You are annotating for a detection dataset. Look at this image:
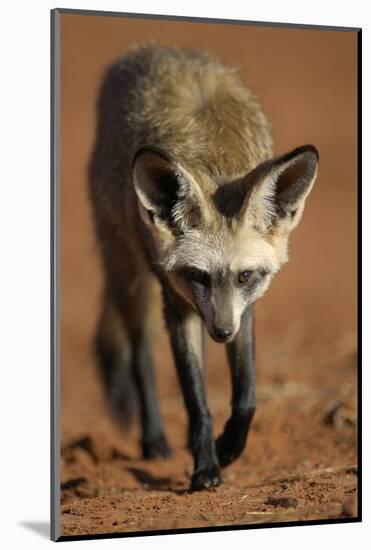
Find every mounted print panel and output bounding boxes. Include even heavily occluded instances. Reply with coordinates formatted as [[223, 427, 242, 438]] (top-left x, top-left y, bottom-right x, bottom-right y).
[[51, 8, 360, 542]]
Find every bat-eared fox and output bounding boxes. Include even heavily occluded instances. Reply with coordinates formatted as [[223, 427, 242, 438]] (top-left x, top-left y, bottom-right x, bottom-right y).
[[89, 44, 319, 491]]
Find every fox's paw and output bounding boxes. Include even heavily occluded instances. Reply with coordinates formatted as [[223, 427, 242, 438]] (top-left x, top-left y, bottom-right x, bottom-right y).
[[142, 433, 172, 460], [190, 465, 222, 491], [215, 435, 243, 468]]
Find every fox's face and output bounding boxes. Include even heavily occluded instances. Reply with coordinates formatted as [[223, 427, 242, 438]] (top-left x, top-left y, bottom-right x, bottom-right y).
[[133, 145, 319, 343]]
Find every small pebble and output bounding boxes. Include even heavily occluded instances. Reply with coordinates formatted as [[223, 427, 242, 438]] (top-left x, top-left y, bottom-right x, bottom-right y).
[[265, 496, 298, 509]]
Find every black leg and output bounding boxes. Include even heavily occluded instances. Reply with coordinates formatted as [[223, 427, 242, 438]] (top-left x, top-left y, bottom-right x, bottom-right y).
[[95, 295, 137, 425], [101, 276, 171, 461], [216, 305, 256, 468], [163, 290, 222, 490], [130, 329, 172, 459]]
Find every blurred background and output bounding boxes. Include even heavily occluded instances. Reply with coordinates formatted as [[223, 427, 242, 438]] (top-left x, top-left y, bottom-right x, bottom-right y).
[[59, 12, 358, 536]]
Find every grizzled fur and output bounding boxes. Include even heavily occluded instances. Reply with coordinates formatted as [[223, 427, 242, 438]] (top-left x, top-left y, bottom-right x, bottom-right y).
[[89, 44, 319, 490]]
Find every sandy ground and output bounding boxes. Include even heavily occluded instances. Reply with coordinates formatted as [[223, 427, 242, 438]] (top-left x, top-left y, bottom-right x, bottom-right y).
[[60, 329, 357, 536], [59, 14, 358, 538]]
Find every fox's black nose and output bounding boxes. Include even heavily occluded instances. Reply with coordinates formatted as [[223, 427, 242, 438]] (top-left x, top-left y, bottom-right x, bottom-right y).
[[213, 326, 233, 342]]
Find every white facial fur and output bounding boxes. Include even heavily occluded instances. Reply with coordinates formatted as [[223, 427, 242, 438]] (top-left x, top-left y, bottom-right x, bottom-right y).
[[160, 223, 285, 341], [162, 224, 284, 275]]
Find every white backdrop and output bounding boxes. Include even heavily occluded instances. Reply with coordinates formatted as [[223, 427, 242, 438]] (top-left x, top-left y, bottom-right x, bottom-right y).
[[0, 0, 367, 548]]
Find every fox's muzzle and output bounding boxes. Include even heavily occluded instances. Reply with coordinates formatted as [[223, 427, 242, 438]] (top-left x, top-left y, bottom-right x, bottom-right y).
[[203, 286, 239, 343]]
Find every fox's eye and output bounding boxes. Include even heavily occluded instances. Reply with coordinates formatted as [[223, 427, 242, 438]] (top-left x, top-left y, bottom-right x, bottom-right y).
[[188, 269, 209, 285], [238, 270, 254, 284]]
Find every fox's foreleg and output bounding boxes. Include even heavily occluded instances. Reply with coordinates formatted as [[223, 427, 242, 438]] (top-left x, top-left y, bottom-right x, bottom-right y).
[[163, 288, 222, 491], [216, 305, 256, 467]]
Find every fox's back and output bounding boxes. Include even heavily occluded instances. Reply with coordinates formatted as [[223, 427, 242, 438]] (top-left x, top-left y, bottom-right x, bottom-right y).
[[90, 44, 273, 197]]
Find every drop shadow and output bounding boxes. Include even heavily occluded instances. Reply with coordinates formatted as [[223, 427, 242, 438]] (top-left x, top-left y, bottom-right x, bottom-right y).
[[19, 521, 49, 539]]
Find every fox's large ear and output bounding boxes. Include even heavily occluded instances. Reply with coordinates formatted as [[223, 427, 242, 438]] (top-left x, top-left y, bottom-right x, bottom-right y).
[[245, 145, 319, 231], [132, 147, 207, 232]]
